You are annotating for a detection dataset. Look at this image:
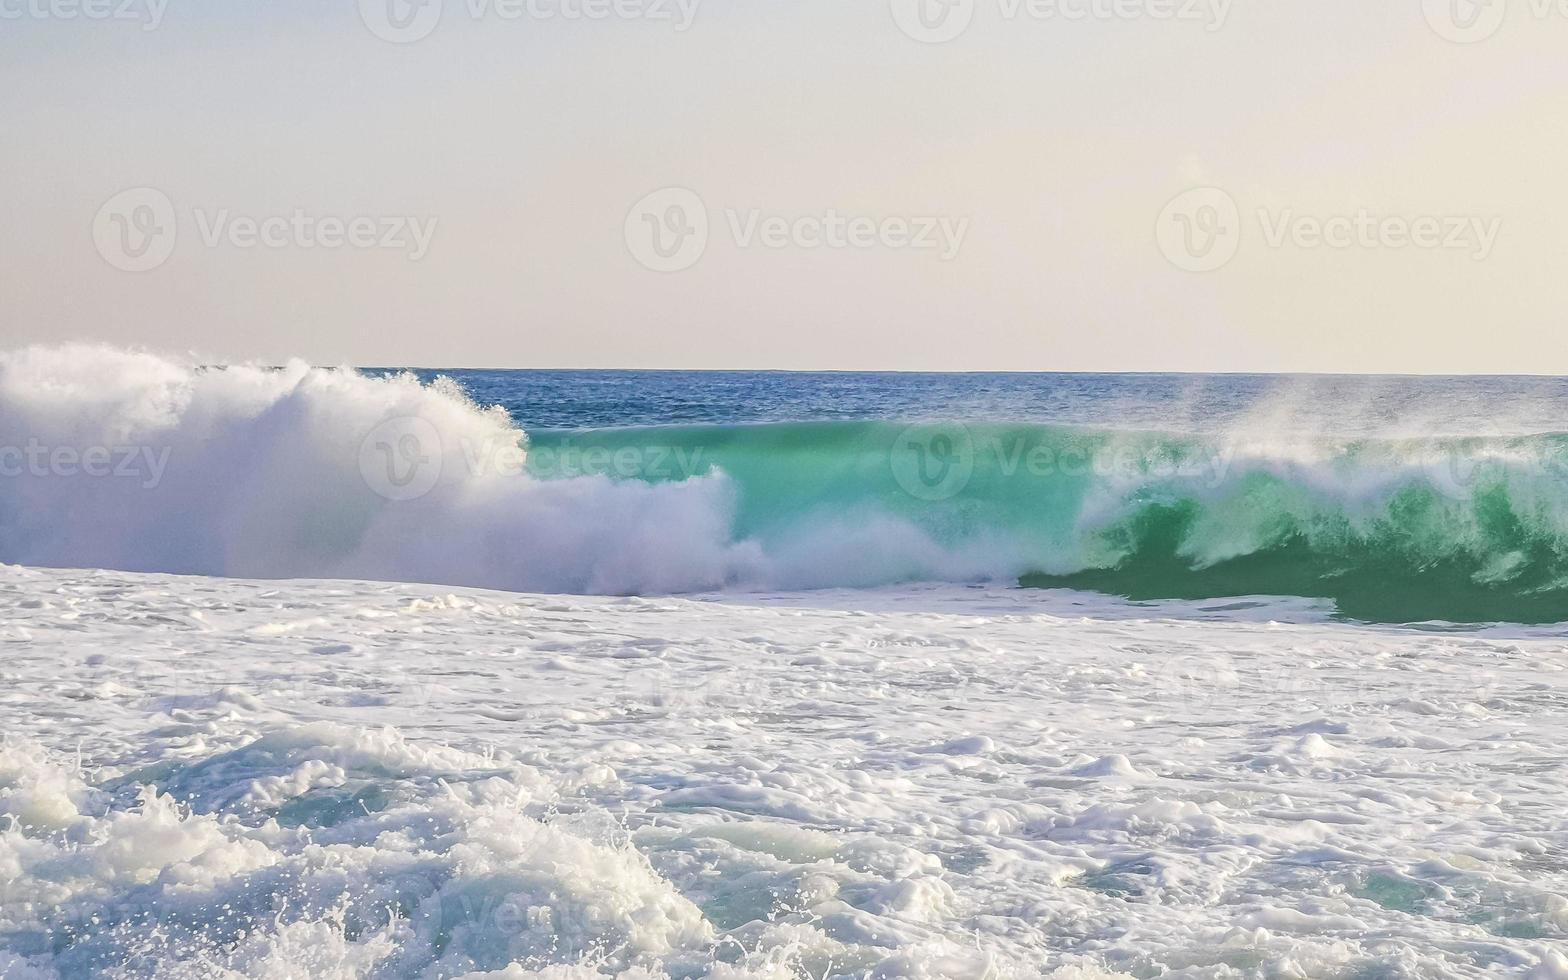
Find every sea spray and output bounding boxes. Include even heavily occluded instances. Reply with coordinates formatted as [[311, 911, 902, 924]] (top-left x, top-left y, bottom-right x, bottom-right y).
[[4, 346, 1567, 622]]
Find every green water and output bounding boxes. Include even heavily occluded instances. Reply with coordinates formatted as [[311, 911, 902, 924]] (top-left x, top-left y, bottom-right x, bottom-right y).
[[524, 422, 1568, 624]]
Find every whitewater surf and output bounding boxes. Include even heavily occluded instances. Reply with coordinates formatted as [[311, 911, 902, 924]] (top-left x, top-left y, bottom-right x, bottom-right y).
[[4, 346, 1566, 623]]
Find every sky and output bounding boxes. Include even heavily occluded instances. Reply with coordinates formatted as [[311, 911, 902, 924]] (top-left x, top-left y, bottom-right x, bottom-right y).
[[1, 0, 1566, 372]]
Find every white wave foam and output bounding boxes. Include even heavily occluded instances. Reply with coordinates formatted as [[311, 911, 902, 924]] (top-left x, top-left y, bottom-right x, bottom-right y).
[[1, 719, 1019, 979], [0, 346, 769, 594], [0, 725, 717, 978], [8, 567, 1568, 976], [0, 346, 1032, 595]]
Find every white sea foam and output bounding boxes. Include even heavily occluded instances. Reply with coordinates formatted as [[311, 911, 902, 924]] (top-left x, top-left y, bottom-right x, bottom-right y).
[[0, 723, 720, 978], [3, 566, 1567, 977], [0, 346, 1044, 595], [0, 345, 769, 594]]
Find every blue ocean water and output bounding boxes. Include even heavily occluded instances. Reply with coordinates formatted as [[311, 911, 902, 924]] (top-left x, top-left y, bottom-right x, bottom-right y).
[[382, 369, 1568, 435], [363, 369, 1568, 624], [7, 350, 1567, 622]]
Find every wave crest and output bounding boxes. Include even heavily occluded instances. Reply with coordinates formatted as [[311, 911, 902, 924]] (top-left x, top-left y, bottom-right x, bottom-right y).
[[0, 345, 759, 594], [4, 346, 1567, 622]]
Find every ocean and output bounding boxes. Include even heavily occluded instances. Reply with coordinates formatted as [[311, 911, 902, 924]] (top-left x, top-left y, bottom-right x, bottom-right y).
[[2, 347, 1567, 978], [384, 367, 1565, 623]]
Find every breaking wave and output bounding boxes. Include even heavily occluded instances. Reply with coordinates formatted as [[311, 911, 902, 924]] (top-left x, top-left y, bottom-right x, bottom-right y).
[[3, 345, 1567, 623]]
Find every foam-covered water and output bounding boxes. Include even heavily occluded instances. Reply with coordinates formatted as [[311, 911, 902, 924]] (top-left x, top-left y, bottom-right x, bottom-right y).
[[3, 566, 1567, 978]]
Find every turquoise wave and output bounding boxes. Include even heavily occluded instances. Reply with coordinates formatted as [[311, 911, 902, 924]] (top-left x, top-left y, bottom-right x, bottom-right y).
[[525, 421, 1568, 623]]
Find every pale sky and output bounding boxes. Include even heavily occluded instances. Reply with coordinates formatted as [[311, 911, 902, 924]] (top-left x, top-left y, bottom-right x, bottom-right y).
[[2, 0, 1566, 372]]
